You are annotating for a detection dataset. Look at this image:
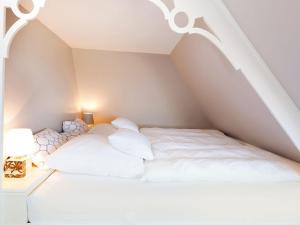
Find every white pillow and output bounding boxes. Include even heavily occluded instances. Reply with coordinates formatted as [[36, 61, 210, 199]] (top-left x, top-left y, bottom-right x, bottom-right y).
[[88, 124, 117, 136], [109, 129, 153, 160], [111, 117, 139, 132], [47, 134, 144, 178]]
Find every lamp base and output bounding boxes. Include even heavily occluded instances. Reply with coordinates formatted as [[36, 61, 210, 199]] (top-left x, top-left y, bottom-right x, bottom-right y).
[[87, 124, 94, 129], [4, 157, 27, 178]]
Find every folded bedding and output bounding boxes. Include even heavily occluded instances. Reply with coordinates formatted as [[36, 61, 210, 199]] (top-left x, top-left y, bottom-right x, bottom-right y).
[[142, 157, 300, 182], [109, 128, 154, 160], [142, 128, 244, 151], [45, 124, 300, 183], [47, 134, 144, 178], [140, 128, 300, 182]]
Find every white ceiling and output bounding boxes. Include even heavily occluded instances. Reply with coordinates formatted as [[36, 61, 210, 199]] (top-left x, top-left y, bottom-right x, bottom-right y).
[[22, 0, 183, 54]]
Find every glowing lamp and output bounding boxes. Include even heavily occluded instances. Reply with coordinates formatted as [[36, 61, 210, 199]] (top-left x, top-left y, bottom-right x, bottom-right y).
[[4, 128, 35, 178], [82, 112, 95, 128]]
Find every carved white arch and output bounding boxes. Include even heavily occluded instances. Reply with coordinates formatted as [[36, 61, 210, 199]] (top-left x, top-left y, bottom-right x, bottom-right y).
[[151, 0, 300, 154], [1, 0, 46, 58], [1, 0, 240, 71], [0, 0, 46, 188], [149, 0, 240, 70]]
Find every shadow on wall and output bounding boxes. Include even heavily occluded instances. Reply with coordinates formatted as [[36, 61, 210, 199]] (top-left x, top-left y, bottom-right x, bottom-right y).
[[171, 33, 300, 162], [73, 49, 212, 129], [5, 10, 80, 133]]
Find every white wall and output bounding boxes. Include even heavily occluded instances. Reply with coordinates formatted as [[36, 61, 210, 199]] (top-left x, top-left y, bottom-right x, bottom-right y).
[[72, 49, 210, 128], [171, 34, 300, 162], [5, 12, 79, 133], [223, 0, 300, 109]]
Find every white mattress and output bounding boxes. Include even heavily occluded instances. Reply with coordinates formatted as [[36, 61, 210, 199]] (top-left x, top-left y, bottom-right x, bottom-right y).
[[28, 171, 300, 225], [140, 128, 300, 183]]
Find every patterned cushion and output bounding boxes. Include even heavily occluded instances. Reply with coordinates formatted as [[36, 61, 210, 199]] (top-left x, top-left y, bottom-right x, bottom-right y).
[[60, 131, 80, 141], [32, 128, 67, 168], [62, 119, 88, 134], [34, 128, 66, 153]]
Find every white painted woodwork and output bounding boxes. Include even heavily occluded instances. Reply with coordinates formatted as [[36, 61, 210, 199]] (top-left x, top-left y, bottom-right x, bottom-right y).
[[152, 0, 300, 151], [0, 0, 45, 205], [0, 167, 54, 224], [209, 0, 300, 149], [0, 3, 5, 222]]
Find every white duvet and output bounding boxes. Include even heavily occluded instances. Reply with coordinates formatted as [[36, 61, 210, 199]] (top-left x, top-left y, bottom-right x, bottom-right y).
[[141, 128, 300, 182]]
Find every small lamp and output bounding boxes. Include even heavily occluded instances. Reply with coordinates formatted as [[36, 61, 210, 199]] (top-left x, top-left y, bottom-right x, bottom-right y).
[[82, 112, 94, 128], [3, 128, 35, 178]]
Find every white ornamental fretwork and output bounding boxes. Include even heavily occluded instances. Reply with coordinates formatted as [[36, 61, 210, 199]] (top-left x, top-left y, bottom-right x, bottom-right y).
[[149, 0, 240, 70], [1, 0, 46, 58]]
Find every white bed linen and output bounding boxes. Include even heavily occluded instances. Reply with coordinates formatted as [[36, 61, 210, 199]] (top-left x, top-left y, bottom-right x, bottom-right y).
[[47, 134, 144, 178], [140, 128, 300, 182], [141, 128, 241, 151], [88, 124, 117, 136], [28, 171, 300, 225]]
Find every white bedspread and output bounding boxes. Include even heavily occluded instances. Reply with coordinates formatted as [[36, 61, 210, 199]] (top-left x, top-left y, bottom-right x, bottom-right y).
[[28, 171, 300, 225], [28, 128, 300, 224], [140, 128, 300, 182]]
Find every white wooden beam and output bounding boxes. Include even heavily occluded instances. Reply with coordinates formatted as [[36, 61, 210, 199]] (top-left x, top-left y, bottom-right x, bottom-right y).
[[0, 0, 46, 191], [0, 0, 6, 191], [151, 0, 300, 152]]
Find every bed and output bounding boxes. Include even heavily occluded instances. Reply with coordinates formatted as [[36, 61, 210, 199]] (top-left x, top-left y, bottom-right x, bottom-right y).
[[27, 126, 300, 224], [28, 171, 300, 225]]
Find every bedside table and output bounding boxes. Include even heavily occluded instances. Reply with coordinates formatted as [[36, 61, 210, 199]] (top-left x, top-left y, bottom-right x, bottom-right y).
[[0, 167, 54, 224]]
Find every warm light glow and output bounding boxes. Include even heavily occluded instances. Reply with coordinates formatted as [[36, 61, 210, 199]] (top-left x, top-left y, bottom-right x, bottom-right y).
[[82, 112, 95, 125], [81, 102, 98, 112], [4, 129, 35, 157]]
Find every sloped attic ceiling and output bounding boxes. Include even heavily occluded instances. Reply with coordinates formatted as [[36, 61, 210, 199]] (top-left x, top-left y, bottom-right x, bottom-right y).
[[170, 0, 300, 161], [21, 0, 300, 161], [21, 0, 183, 54], [223, 0, 300, 110], [171, 34, 300, 162]]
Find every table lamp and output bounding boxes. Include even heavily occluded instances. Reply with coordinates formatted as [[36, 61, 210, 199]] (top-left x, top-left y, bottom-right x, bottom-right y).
[[3, 128, 35, 178], [82, 112, 95, 128]]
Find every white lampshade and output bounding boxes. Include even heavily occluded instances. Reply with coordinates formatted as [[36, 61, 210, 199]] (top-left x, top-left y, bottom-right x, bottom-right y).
[[4, 129, 35, 157]]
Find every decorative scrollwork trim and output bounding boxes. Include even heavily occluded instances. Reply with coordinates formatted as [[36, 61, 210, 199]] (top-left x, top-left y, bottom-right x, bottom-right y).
[[148, 0, 240, 70], [2, 0, 46, 58]]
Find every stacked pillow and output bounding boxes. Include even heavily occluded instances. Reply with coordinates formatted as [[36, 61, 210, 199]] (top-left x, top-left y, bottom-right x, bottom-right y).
[[43, 117, 153, 178], [62, 118, 89, 140], [60, 132, 79, 142], [47, 134, 144, 178], [109, 117, 153, 160], [32, 118, 89, 168], [32, 128, 68, 168], [111, 117, 139, 132]]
